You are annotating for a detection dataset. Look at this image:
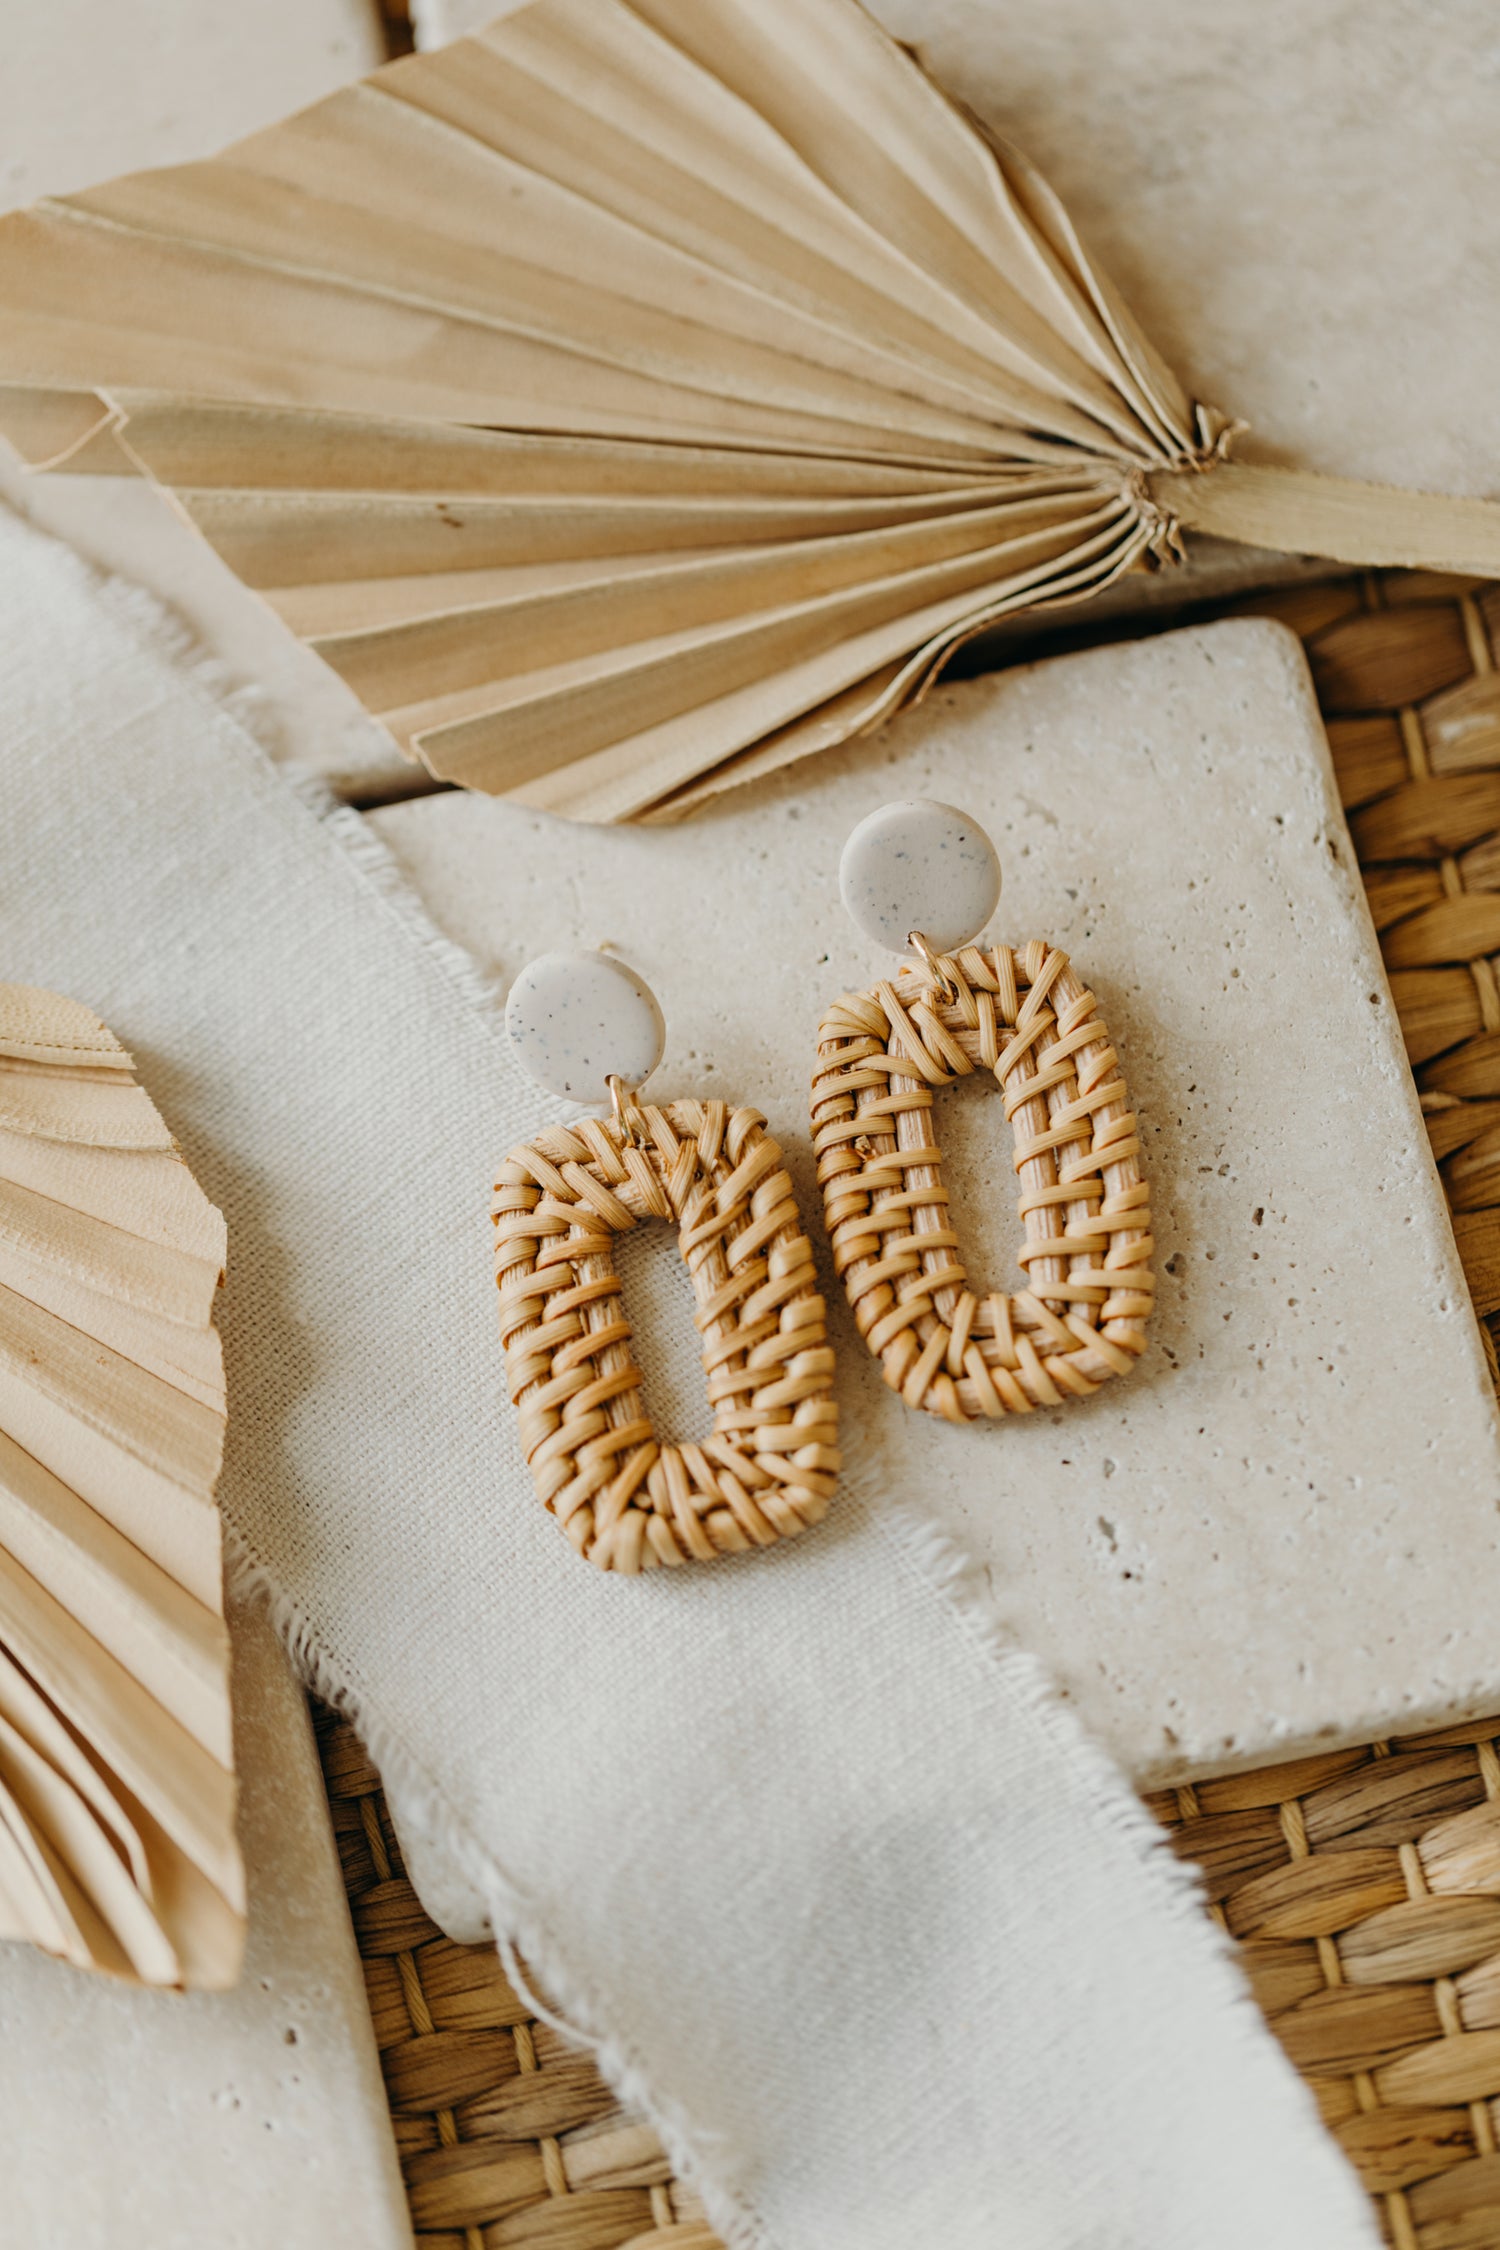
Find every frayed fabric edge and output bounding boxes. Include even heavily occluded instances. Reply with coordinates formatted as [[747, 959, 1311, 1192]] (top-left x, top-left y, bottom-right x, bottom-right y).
[[290, 776, 512, 1035], [876, 1506, 1381, 2248], [228, 1496, 1377, 2250], [8, 508, 763, 2245], [223, 1532, 774, 2250], [40, 499, 1375, 2249], [21, 500, 522, 1085], [231, 747, 1376, 2244]]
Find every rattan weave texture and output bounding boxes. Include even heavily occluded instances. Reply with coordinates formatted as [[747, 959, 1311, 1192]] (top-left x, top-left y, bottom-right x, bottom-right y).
[[315, 568, 1500, 2248], [315, 1707, 718, 2250], [493, 1102, 837, 1571], [812, 938, 1151, 1420]]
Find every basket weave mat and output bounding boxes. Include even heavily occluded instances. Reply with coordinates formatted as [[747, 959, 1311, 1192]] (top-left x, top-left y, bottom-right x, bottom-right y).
[[312, 568, 1500, 2249]]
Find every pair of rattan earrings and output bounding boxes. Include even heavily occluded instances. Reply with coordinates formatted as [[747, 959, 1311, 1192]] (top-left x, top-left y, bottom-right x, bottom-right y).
[[494, 800, 1154, 1574]]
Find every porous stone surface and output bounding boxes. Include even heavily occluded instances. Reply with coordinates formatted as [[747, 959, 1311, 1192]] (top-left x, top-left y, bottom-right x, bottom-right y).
[[869, 0, 1500, 504], [0, 1595, 411, 2250], [372, 619, 1500, 1784]]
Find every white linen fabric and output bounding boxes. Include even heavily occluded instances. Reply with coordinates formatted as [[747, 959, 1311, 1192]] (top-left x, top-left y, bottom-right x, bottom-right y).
[[0, 504, 1378, 2250]]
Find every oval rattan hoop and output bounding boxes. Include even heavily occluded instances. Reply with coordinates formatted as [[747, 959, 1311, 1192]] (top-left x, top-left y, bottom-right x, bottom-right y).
[[811, 938, 1154, 1421], [493, 1099, 838, 1570]]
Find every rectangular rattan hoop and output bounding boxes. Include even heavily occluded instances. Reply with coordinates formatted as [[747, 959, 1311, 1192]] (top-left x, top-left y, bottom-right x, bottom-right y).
[[493, 1099, 838, 1571], [812, 937, 1152, 1421], [325, 568, 1500, 2250]]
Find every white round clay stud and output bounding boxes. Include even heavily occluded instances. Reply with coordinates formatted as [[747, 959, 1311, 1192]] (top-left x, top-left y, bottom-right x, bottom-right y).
[[839, 799, 1002, 956], [506, 951, 666, 1103]]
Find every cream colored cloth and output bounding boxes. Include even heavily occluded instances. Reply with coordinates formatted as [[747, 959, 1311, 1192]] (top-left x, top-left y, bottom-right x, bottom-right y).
[[0, 504, 1378, 2250]]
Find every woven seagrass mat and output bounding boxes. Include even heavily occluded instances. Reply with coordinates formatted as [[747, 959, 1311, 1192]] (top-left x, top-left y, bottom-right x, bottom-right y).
[[312, 567, 1500, 2249]]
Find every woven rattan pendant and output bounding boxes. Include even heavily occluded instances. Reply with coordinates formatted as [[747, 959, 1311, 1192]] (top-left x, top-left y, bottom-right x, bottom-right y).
[[1, 0, 1498, 823], [0, 985, 243, 1985], [496, 951, 838, 1569], [812, 803, 1153, 1420]]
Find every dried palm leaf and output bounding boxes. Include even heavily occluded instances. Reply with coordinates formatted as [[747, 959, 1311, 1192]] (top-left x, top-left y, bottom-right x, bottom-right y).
[[1, 0, 1497, 821], [0, 985, 242, 1987]]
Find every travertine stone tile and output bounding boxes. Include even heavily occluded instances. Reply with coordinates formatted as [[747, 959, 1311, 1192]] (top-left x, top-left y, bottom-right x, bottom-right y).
[[371, 619, 1500, 1784]]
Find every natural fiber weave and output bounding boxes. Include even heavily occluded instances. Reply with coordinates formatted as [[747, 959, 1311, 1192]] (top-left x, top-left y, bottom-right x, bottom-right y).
[[1144, 1723, 1500, 2248], [12, 0, 1500, 822], [493, 1101, 838, 1571], [314, 1705, 719, 2250], [318, 566, 1500, 2248], [811, 938, 1151, 1419]]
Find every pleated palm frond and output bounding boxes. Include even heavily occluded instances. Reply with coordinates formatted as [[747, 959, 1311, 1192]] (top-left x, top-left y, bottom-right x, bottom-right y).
[[0, 986, 242, 1988], [0, 0, 1496, 820]]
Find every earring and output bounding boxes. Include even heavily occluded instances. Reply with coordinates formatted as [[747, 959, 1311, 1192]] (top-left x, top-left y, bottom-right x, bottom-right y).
[[811, 801, 1153, 1423], [495, 951, 839, 1572]]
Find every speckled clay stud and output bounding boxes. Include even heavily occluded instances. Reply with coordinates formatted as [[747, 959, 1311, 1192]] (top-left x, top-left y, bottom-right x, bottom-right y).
[[812, 801, 1154, 1423], [495, 950, 838, 1572]]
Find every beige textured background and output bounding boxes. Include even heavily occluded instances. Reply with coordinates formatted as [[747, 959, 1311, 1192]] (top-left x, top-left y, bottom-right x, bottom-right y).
[[373, 618, 1500, 1784], [0, 11, 411, 2245], [417, 0, 1500, 509], [11, 0, 1500, 800], [871, 0, 1500, 499]]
